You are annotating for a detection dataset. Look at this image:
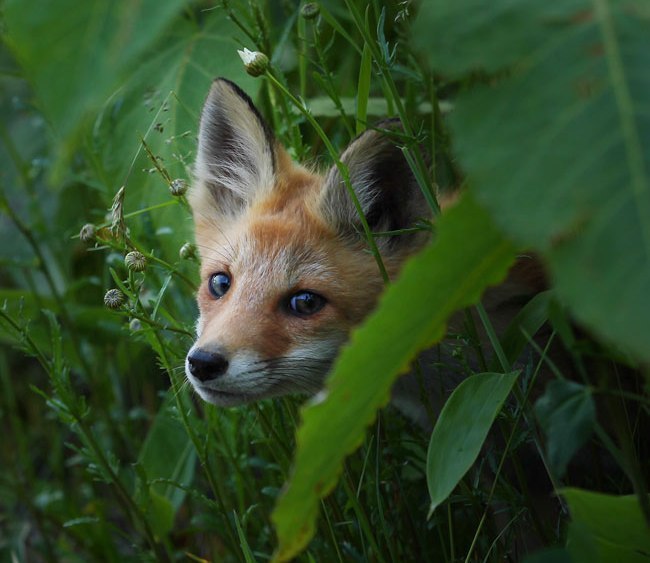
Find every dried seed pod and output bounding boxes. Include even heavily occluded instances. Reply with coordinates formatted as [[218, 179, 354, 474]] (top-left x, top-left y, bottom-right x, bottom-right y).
[[301, 2, 319, 19], [179, 242, 197, 260], [104, 289, 125, 309], [79, 223, 96, 242], [124, 251, 147, 272], [170, 178, 188, 196]]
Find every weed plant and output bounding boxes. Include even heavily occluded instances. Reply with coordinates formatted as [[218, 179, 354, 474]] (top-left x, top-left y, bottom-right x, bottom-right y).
[[1, 1, 648, 562]]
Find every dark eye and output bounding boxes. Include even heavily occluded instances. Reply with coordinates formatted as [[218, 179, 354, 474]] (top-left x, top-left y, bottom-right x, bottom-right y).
[[288, 291, 327, 317], [208, 272, 231, 299]]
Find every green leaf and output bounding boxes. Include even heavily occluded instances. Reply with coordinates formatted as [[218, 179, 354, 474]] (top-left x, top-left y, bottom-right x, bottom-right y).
[[138, 392, 196, 513], [498, 290, 553, 368], [94, 15, 259, 193], [234, 511, 258, 563], [563, 488, 650, 563], [147, 489, 176, 538], [3, 0, 188, 170], [413, 1, 584, 74], [535, 380, 595, 478], [356, 43, 372, 134], [271, 195, 517, 562], [426, 371, 518, 515], [413, 1, 650, 363]]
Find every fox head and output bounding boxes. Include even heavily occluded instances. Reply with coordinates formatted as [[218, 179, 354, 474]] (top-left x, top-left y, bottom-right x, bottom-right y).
[[185, 78, 430, 406]]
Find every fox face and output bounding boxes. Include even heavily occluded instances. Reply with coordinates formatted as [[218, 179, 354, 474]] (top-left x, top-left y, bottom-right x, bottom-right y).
[[185, 79, 430, 406]]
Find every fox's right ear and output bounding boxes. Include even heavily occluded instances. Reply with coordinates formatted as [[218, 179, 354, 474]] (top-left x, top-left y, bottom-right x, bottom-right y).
[[191, 78, 276, 218]]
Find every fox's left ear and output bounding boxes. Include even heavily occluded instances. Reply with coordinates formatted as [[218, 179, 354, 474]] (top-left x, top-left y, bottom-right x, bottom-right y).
[[320, 121, 429, 248], [191, 78, 276, 219]]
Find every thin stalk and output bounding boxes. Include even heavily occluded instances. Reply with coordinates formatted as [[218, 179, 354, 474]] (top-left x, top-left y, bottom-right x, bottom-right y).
[[310, 19, 355, 138], [297, 2, 308, 100], [128, 311, 193, 336], [373, 419, 397, 563], [320, 499, 345, 562], [356, 43, 372, 135], [0, 308, 51, 371], [447, 502, 455, 562], [475, 302, 510, 372], [342, 470, 387, 563], [341, 0, 439, 215]]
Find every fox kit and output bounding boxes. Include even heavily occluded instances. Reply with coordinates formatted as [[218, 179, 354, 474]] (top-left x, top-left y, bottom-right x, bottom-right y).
[[184, 78, 540, 418]]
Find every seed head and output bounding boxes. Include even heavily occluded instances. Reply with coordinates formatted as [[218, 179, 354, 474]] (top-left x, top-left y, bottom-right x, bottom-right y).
[[104, 289, 125, 309], [124, 251, 147, 272], [301, 2, 320, 19], [79, 223, 96, 243], [169, 178, 188, 196], [179, 242, 197, 260], [237, 48, 269, 77]]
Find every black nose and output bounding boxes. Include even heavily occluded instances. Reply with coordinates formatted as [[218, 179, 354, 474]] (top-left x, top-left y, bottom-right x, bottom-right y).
[[187, 348, 229, 382]]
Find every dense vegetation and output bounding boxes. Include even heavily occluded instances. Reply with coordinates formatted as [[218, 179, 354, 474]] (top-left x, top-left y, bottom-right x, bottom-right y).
[[1, 1, 648, 561]]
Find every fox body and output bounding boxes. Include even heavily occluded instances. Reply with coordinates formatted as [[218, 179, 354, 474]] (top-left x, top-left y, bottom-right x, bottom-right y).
[[185, 79, 540, 419]]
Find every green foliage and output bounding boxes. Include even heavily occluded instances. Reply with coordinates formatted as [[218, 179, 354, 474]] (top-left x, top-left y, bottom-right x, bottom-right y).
[[426, 371, 519, 515], [3, 0, 189, 172], [564, 489, 650, 563], [414, 0, 650, 362], [137, 393, 197, 526], [1, 0, 648, 562], [535, 380, 596, 477]]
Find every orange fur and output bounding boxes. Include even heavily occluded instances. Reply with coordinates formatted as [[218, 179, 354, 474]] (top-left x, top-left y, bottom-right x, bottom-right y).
[[193, 158, 386, 365]]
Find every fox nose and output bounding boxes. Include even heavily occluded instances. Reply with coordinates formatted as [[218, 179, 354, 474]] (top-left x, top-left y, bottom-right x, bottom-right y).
[[187, 348, 229, 382]]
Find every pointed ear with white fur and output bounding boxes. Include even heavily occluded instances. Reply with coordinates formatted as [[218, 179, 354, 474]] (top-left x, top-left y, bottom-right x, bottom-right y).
[[191, 78, 276, 218], [320, 121, 429, 249]]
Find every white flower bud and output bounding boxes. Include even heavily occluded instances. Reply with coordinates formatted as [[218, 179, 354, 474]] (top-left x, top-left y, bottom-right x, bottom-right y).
[[237, 48, 269, 77]]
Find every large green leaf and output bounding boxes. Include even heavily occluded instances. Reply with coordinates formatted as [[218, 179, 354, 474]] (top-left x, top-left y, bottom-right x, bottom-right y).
[[93, 16, 259, 193], [413, 1, 650, 363], [426, 371, 518, 514], [3, 0, 188, 169], [563, 488, 650, 563], [271, 195, 517, 562]]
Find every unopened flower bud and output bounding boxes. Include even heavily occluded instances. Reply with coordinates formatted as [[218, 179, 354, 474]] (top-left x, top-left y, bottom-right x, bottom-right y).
[[170, 178, 188, 196], [104, 289, 125, 309], [79, 223, 96, 243], [129, 318, 142, 332], [124, 251, 147, 272], [179, 242, 197, 260], [301, 2, 320, 19], [237, 48, 269, 77]]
